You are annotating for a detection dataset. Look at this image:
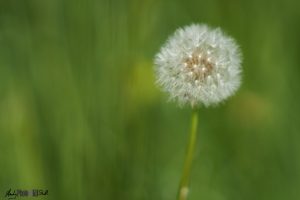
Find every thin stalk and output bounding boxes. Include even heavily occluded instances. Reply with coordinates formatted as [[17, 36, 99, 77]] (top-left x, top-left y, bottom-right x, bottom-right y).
[[177, 109, 199, 200]]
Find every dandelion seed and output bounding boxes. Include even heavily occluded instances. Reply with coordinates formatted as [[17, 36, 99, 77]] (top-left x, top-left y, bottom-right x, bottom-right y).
[[154, 24, 242, 107]]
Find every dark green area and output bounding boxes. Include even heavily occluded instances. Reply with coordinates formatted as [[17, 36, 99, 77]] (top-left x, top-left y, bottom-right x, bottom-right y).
[[0, 0, 300, 199]]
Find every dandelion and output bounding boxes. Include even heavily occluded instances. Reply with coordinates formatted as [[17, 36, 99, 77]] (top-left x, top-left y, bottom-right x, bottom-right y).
[[154, 24, 242, 200], [154, 24, 242, 107]]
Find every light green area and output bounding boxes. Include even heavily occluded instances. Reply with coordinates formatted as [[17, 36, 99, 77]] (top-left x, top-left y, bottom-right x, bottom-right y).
[[0, 0, 300, 199]]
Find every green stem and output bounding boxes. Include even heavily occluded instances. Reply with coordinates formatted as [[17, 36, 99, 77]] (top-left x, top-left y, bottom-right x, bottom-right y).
[[177, 109, 199, 200]]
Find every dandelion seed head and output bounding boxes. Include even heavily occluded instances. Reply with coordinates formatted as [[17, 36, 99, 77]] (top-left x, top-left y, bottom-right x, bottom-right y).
[[154, 24, 242, 107]]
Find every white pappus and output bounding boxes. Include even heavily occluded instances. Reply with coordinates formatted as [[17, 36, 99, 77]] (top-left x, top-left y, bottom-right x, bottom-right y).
[[154, 24, 242, 107]]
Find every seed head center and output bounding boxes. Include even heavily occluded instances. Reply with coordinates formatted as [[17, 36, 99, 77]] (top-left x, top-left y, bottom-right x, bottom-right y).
[[183, 52, 214, 81]]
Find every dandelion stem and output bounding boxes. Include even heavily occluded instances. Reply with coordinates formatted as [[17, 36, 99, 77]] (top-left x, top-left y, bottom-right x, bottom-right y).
[[177, 109, 198, 200]]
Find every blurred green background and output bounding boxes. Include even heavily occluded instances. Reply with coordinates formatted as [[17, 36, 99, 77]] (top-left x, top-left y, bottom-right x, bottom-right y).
[[1, 0, 300, 199]]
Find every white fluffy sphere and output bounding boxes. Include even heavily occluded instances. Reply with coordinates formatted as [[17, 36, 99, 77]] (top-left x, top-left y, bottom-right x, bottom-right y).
[[154, 24, 242, 107]]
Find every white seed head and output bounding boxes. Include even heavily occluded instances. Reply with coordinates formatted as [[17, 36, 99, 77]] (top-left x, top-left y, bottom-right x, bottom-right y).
[[154, 24, 242, 107]]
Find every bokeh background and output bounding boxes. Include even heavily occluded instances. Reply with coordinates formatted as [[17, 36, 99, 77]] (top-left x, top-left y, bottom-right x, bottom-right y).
[[1, 0, 300, 199]]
